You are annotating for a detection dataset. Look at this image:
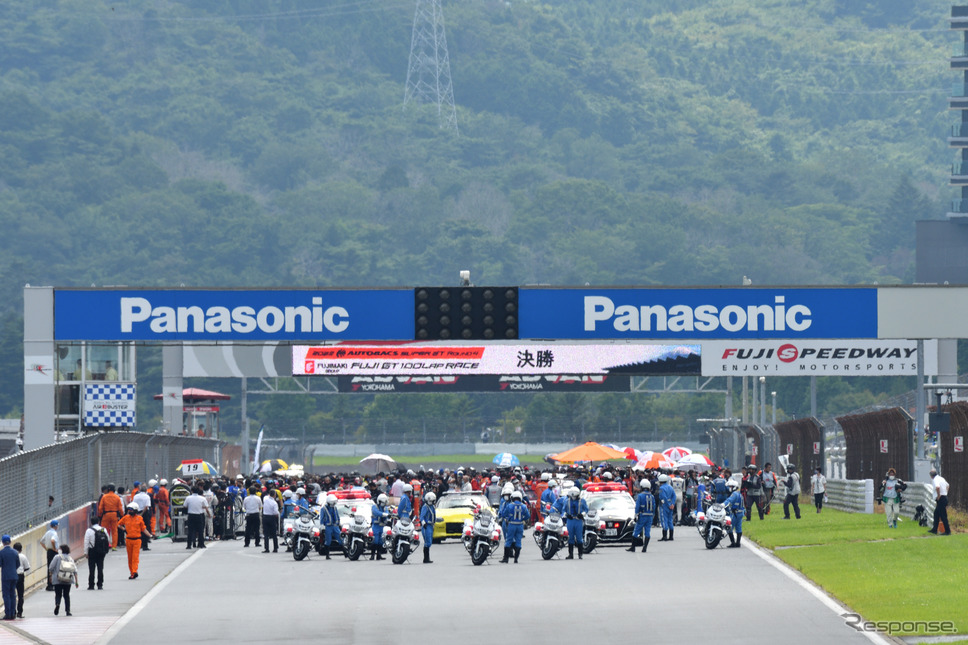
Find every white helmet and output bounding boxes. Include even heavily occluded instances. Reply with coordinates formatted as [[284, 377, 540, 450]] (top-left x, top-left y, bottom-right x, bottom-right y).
[[326, 494, 338, 506], [424, 492, 436, 504], [127, 502, 140, 512], [402, 484, 413, 494], [640, 479, 651, 490], [602, 472, 613, 480], [727, 479, 739, 490], [567, 487, 580, 498], [377, 493, 389, 506], [296, 487, 306, 495], [236, 474, 244, 481], [658, 474, 670, 483], [148, 479, 158, 487], [282, 490, 294, 499], [491, 475, 500, 483], [502, 483, 514, 496], [511, 491, 523, 501], [159, 479, 168, 486], [540, 472, 551, 481]]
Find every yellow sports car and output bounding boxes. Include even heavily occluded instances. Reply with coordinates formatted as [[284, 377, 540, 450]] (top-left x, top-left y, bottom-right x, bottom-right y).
[[432, 492, 493, 542]]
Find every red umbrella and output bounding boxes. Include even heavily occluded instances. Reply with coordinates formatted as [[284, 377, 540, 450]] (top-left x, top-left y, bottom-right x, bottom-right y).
[[662, 446, 692, 462]]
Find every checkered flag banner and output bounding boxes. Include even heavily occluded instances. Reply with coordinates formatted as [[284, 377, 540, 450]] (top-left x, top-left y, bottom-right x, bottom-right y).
[[84, 383, 136, 427]]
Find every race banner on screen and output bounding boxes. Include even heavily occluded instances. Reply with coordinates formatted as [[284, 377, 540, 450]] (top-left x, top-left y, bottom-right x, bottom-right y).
[[293, 343, 700, 376]]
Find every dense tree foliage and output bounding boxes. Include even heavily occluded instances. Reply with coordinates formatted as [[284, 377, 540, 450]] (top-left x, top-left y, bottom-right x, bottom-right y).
[[0, 0, 953, 436]]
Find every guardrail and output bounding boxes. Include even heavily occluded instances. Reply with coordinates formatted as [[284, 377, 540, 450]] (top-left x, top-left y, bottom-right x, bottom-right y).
[[778, 478, 937, 520]]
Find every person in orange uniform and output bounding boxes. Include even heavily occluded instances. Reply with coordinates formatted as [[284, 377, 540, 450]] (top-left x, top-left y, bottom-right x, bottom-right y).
[[117, 504, 146, 579], [98, 484, 124, 549], [154, 481, 171, 533]]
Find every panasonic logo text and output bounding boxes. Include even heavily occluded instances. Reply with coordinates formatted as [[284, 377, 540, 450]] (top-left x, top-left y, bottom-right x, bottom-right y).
[[583, 296, 810, 334], [120, 297, 349, 335]]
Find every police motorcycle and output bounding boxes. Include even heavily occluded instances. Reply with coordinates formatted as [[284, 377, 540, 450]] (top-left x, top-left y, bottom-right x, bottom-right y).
[[582, 507, 605, 554], [291, 510, 321, 561], [533, 507, 567, 560], [343, 505, 372, 561], [462, 504, 503, 566], [387, 509, 421, 565], [695, 501, 731, 549]]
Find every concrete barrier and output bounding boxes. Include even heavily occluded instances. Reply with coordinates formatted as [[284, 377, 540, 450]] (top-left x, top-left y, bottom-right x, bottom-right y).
[[823, 479, 874, 514], [0, 502, 90, 615]]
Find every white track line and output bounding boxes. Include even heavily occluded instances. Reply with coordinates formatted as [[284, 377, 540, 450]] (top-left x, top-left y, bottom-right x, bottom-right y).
[[94, 544, 211, 645], [745, 539, 894, 645]]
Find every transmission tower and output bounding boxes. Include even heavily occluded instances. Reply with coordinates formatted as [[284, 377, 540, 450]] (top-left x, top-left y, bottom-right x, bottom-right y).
[[403, 0, 458, 133]]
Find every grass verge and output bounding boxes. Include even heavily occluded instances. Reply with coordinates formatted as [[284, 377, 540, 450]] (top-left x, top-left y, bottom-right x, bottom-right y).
[[745, 506, 968, 637]]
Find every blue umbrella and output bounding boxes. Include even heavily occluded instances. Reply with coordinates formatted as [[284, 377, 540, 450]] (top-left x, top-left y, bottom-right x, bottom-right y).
[[493, 453, 520, 467]]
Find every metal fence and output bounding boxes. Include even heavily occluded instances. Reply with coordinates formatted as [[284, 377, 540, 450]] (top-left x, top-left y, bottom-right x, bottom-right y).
[[837, 407, 914, 481], [940, 401, 968, 511], [0, 432, 223, 536]]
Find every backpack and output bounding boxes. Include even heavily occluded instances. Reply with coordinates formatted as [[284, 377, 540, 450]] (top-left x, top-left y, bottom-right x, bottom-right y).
[[93, 528, 110, 556], [56, 556, 76, 584]]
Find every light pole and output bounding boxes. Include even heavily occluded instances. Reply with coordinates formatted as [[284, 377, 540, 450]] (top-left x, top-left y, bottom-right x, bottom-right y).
[[771, 391, 777, 425], [759, 376, 766, 426]]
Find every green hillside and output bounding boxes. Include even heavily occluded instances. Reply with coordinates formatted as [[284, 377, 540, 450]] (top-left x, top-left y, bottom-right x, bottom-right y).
[[0, 0, 955, 431]]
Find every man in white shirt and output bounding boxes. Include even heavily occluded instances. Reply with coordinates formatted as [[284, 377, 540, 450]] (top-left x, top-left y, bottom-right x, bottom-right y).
[[242, 487, 263, 548], [810, 467, 827, 514], [40, 521, 59, 591], [183, 487, 210, 549], [83, 522, 109, 589], [928, 468, 951, 535], [132, 485, 153, 550], [261, 488, 280, 553]]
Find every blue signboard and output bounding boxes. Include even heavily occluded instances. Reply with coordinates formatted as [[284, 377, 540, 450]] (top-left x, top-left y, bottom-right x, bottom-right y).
[[54, 289, 414, 341], [519, 287, 878, 340]]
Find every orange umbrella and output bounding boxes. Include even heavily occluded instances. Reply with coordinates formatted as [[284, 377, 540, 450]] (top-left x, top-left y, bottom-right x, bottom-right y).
[[551, 442, 628, 464]]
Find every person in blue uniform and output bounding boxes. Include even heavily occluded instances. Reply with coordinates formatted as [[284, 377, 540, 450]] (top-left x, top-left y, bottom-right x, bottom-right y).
[[725, 479, 744, 548], [712, 472, 729, 504], [320, 494, 344, 560], [657, 474, 676, 542], [560, 486, 588, 560], [397, 484, 414, 519], [420, 492, 437, 563], [540, 476, 558, 518], [627, 479, 655, 553], [292, 488, 311, 514], [500, 491, 529, 563], [370, 493, 390, 560]]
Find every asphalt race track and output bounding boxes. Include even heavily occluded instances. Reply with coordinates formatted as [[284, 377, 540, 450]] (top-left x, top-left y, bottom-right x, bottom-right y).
[[0, 531, 888, 645]]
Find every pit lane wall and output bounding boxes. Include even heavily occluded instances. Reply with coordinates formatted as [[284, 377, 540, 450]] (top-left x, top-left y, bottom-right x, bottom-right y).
[[0, 432, 223, 538], [0, 502, 89, 613]]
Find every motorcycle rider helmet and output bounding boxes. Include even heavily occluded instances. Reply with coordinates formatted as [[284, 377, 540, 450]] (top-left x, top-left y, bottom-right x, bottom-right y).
[[402, 483, 413, 495], [424, 492, 436, 504], [377, 493, 389, 507], [283, 490, 294, 499], [567, 486, 580, 499], [296, 487, 306, 496], [727, 479, 739, 490], [640, 479, 651, 490], [541, 472, 551, 481], [326, 494, 338, 506], [658, 474, 670, 483], [511, 491, 523, 501], [602, 472, 613, 480], [502, 483, 514, 497]]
